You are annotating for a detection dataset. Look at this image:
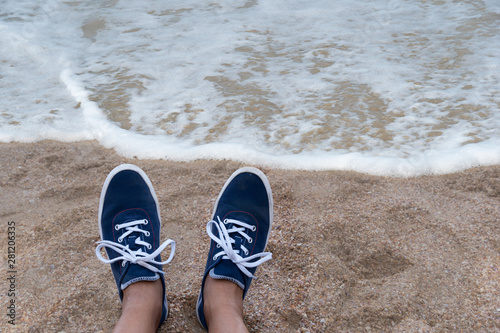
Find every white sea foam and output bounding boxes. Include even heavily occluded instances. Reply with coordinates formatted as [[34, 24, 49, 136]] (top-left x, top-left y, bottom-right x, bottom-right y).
[[1, 0, 499, 176]]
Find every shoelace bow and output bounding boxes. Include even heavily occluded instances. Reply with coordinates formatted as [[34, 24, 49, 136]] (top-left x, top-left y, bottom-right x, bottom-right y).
[[96, 219, 175, 274], [207, 216, 272, 278]]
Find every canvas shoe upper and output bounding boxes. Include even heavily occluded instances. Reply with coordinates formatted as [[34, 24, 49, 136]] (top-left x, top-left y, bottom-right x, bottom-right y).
[[95, 164, 175, 328], [196, 167, 273, 329]]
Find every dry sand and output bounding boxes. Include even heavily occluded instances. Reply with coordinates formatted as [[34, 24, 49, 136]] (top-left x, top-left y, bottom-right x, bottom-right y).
[[0, 141, 499, 332]]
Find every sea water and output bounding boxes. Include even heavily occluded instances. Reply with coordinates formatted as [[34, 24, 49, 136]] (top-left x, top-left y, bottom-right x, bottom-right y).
[[1, 0, 499, 176]]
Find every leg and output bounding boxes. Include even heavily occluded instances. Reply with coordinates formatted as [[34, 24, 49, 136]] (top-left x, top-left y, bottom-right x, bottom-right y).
[[113, 280, 163, 333], [203, 277, 248, 333]]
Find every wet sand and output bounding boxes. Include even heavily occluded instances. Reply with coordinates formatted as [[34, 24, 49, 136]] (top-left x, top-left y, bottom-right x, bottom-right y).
[[0, 141, 499, 332]]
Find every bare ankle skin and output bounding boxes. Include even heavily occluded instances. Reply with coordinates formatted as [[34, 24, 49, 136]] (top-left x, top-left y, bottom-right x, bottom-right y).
[[113, 279, 163, 333], [203, 276, 249, 333]]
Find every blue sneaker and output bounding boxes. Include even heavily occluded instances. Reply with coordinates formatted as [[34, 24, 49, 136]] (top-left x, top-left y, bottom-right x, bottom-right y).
[[196, 167, 273, 329], [95, 164, 175, 329]]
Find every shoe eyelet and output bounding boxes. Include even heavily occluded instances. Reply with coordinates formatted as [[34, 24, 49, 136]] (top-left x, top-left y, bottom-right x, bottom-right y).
[[115, 225, 120, 231], [118, 237, 123, 243], [147, 244, 152, 250], [216, 244, 220, 248], [145, 231, 150, 237], [121, 261, 126, 267], [143, 219, 148, 225], [213, 255, 217, 260], [248, 238, 253, 243], [251, 226, 256, 232], [223, 219, 228, 224], [244, 250, 249, 255]]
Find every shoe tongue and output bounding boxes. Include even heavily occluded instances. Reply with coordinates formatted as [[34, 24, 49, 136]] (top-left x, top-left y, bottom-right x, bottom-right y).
[[234, 236, 243, 251], [127, 236, 139, 250], [121, 263, 159, 291], [210, 256, 246, 291], [119, 236, 160, 292], [208, 219, 249, 291]]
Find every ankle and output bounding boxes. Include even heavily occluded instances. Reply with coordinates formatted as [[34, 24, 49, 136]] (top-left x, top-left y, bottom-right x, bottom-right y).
[[119, 279, 163, 330], [203, 276, 248, 333], [123, 279, 163, 305]]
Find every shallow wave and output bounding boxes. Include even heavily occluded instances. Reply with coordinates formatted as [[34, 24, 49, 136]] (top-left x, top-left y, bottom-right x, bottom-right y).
[[0, 0, 499, 175]]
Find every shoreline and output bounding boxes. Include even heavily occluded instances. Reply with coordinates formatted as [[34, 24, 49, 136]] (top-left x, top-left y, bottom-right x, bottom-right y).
[[1, 140, 499, 332]]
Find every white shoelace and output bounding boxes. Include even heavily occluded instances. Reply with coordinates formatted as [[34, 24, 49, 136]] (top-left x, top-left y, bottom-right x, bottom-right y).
[[96, 219, 175, 274], [207, 216, 272, 278]]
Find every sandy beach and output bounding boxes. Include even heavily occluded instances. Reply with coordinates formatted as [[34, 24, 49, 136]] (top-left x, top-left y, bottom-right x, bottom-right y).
[[0, 141, 499, 332]]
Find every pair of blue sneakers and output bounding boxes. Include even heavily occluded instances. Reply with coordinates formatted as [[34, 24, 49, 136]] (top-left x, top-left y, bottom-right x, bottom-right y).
[[95, 164, 273, 330]]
